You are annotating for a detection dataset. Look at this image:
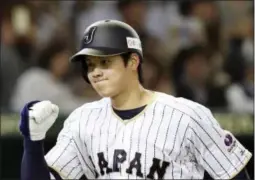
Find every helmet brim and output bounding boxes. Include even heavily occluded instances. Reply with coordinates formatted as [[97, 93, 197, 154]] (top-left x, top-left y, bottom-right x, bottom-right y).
[[69, 48, 126, 62]]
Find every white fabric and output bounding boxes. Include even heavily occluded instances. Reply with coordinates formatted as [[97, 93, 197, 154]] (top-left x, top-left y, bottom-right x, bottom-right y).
[[28, 101, 59, 141], [45, 92, 252, 179], [226, 84, 254, 114], [145, 2, 179, 43], [242, 38, 253, 64]]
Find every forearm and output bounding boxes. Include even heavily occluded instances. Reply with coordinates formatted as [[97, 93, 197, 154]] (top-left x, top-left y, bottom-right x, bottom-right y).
[[232, 167, 251, 180], [21, 138, 51, 180]]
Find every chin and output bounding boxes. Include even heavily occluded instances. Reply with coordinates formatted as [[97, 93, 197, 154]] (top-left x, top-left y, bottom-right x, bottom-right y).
[[96, 89, 116, 98], [93, 82, 120, 98]]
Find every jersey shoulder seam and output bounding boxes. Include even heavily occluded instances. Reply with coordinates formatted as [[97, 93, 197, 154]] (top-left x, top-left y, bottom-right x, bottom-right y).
[[156, 92, 202, 121], [77, 97, 110, 111]]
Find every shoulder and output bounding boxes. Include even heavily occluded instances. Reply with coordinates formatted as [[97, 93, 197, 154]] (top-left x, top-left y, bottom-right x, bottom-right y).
[[155, 91, 219, 126], [58, 97, 110, 137], [78, 97, 110, 111], [64, 97, 110, 124], [155, 91, 202, 116], [20, 67, 49, 78], [226, 83, 245, 97], [17, 68, 51, 85]]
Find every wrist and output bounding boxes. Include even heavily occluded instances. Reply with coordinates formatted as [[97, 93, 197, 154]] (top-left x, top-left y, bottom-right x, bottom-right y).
[[30, 132, 46, 141], [24, 137, 45, 153]]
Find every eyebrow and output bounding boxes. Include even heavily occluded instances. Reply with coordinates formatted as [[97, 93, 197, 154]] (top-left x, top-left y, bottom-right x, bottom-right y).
[[85, 58, 91, 62], [85, 58, 95, 63], [86, 57, 109, 62]]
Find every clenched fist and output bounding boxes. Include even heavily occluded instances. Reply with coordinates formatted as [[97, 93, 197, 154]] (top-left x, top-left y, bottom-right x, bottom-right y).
[[19, 100, 59, 141]]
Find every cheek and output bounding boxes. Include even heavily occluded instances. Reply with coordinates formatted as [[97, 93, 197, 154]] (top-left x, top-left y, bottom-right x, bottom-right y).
[[105, 69, 126, 83]]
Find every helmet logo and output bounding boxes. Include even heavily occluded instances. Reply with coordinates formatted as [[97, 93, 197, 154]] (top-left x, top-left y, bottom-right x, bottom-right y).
[[126, 37, 142, 51], [83, 26, 97, 45]]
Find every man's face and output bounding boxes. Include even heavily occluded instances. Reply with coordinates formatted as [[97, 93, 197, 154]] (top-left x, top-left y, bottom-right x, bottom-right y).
[[51, 50, 71, 78], [86, 55, 130, 98], [185, 55, 211, 83]]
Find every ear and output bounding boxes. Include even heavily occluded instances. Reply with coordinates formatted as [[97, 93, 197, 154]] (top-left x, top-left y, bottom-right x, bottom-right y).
[[128, 53, 140, 71]]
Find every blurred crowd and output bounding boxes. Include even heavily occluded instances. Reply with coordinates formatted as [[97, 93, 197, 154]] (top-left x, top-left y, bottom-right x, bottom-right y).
[[1, 0, 253, 115]]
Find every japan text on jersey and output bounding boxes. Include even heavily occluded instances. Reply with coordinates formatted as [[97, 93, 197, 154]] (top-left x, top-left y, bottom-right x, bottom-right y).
[[45, 92, 252, 179]]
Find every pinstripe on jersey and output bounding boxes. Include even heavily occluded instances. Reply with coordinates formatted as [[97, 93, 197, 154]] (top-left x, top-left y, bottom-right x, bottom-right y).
[[45, 91, 252, 179]]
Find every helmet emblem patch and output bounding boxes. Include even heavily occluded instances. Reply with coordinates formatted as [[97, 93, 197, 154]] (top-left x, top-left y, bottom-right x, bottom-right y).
[[83, 26, 97, 45]]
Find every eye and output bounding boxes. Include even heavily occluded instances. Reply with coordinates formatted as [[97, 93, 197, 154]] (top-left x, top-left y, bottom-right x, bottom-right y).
[[86, 61, 95, 71], [101, 59, 111, 66], [87, 62, 92, 67]]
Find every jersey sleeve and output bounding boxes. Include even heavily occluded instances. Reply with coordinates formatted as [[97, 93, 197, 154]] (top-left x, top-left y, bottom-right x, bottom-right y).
[[45, 109, 95, 179], [188, 106, 252, 179]]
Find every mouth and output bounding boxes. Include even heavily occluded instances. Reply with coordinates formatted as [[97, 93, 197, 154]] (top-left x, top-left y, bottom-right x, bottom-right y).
[[94, 79, 107, 83]]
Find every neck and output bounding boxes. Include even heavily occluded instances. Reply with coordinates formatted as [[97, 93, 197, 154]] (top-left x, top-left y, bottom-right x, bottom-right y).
[[111, 82, 152, 110]]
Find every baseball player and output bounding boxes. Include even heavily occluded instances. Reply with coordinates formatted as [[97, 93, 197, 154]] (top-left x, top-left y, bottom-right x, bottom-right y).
[[20, 20, 252, 180]]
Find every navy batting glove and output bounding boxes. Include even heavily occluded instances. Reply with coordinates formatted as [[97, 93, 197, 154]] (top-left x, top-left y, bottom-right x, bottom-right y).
[[19, 101, 41, 139]]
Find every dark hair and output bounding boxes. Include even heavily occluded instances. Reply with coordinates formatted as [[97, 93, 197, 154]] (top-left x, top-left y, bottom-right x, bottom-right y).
[[171, 45, 209, 85], [178, 0, 213, 17], [178, 0, 193, 16], [120, 52, 143, 84], [117, 0, 143, 11], [37, 40, 69, 70]]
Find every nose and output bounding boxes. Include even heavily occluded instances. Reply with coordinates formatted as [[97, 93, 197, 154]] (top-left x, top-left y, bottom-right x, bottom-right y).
[[92, 67, 103, 78]]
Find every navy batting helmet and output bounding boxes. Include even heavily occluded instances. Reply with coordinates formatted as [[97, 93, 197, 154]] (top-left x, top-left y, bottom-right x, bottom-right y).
[[70, 19, 143, 83]]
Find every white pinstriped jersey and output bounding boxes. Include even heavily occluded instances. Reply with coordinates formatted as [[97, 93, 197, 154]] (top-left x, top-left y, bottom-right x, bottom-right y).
[[45, 91, 252, 179]]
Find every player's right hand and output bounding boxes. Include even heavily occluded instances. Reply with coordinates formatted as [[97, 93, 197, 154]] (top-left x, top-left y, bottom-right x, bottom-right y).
[[19, 100, 59, 141]]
